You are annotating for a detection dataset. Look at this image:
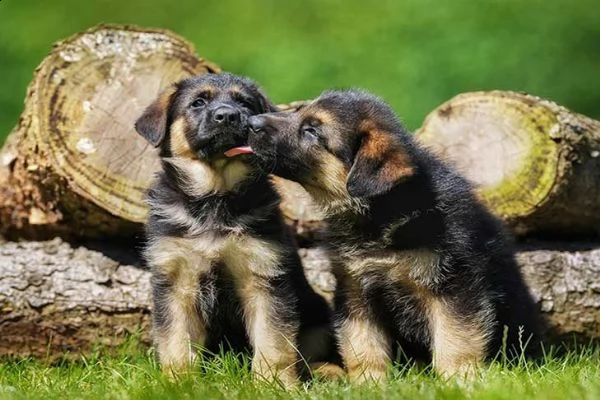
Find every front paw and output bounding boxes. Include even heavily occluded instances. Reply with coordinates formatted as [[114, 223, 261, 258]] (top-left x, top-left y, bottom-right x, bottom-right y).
[[347, 364, 388, 384], [160, 355, 197, 381], [252, 358, 299, 389], [307, 362, 347, 381]]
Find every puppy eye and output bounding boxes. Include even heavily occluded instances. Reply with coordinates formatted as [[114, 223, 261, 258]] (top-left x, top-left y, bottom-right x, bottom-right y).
[[302, 126, 318, 138], [190, 98, 206, 108], [237, 98, 254, 109]]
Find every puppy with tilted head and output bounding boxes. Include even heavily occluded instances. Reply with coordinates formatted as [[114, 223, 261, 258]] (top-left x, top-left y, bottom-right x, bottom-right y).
[[246, 89, 542, 382], [134, 73, 338, 387]]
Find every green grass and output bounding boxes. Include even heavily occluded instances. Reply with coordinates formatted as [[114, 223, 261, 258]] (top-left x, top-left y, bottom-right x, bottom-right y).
[[1, 344, 599, 400]]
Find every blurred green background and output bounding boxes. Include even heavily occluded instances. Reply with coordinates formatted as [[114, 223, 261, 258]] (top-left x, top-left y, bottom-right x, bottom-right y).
[[1, 0, 599, 144]]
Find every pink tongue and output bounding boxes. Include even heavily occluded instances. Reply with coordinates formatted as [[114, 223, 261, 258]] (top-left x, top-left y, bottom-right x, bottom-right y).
[[224, 146, 254, 157]]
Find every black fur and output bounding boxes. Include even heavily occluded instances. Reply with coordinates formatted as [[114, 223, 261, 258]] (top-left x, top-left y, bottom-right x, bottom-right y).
[[248, 89, 543, 374], [137, 73, 336, 377]]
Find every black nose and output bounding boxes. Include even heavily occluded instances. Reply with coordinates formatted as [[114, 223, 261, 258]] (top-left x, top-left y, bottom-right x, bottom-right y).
[[213, 107, 240, 125], [249, 115, 267, 134]]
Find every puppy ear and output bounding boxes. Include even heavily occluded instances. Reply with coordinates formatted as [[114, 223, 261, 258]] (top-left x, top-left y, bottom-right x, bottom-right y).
[[134, 86, 176, 147], [256, 88, 277, 113], [346, 122, 415, 198]]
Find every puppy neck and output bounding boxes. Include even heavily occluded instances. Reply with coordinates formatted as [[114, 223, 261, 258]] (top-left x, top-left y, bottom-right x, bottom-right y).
[[298, 152, 369, 216], [306, 185, 368, 217], [326, 173, 440, 247], [163, 156, 256, 198]]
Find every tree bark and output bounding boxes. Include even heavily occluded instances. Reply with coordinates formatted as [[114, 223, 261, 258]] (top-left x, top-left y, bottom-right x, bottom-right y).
[[1, 238, 598, 358], [0, 24, 219, 240], [0, 238, 151, 358], [516, 243, 600, 340], [273, 177, 325, 246], [416, 91, 600, 237]]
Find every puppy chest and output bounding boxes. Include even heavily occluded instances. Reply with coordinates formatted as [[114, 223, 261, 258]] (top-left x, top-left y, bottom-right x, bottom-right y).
[[345, 248, 439, 282], [344, 248, 441, 314], [220, 236, 284, 280], [147, 234, 283, 282]]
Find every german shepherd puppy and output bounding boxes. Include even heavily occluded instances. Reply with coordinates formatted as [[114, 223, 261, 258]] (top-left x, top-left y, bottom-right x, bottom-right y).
[[134, 73, 336, 387], [246, 89, 542, 382]]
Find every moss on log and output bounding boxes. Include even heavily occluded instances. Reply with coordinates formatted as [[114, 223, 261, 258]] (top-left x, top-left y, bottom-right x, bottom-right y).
[[417, 91, 600, 237]]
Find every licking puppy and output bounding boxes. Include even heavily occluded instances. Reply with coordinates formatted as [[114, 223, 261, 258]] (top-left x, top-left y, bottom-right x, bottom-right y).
[[134, 73, 337, 387], [247, 89, 542, 382]]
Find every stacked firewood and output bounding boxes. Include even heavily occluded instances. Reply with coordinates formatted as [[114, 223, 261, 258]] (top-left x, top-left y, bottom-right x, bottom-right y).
[[1, 25, 599, 358]]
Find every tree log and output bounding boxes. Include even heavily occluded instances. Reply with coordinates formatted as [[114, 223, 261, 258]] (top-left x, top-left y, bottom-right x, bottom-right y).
[[416, 91, 600, 237], [0, 24, 219, 239], [0, 25, 325, 242], [1, 238, 598, 358]]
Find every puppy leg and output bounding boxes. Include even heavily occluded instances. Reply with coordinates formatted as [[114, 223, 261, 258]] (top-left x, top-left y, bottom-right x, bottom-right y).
[[337, 314, 392, 383], [240, 277, 300, 388], [336, 276, 392, 384], [151, 261, 209, 377], [428, 297, 491, 378], [299, 327, 346, 381]]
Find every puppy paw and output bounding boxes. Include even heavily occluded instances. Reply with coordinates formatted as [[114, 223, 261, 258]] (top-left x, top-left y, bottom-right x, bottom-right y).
[[307, 362, 347, 381], [252, 360, 299, 389], [347, 365, 388, 384]]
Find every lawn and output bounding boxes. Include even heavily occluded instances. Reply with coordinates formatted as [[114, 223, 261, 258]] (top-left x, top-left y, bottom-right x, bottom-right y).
[[1, 344, 599, 400]]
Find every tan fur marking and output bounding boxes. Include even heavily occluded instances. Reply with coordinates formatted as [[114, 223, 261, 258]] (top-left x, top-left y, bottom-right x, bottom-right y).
[[303, 153, 356, 213], [315, 153, 349, 198], [301, 105, 348, 154], [169, 118, 197, 159], [222, 236, 283, 279], [164, 157, 220, 197], [336, 274, 391, 384], [428, 297, 489, 378], [345, 249, 489, 378], [196, 85, 217, 97], [148, 236, 218, 376], [312, 108, 350, 151], [228, 86, 242, 97], [238, 279, 299, 388], [311, 110, 336, 127], [345, 249, 439, 283], [223, 235, 298, 386], [307, 362, 346, 380], [339, 316, 391, 383], [388, 249, 441, 287], [164, 157, 252, 197], [357, 120, 415, 182], [146, 236, 222, 273], [214, 159, 252, 191], [155, 279, 206, 376], [148, 223, 297, 385]]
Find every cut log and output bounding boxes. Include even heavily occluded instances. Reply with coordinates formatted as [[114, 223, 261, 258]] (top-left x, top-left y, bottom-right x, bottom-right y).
[[1, 238, 598, 358], [0, 238, 151, 358], [0, 27, 322, 241], [517, 243, 600, 340], [0, 24, 219, 239], [416, 91, 600, 237]]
